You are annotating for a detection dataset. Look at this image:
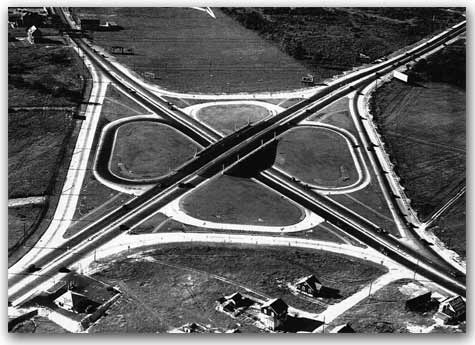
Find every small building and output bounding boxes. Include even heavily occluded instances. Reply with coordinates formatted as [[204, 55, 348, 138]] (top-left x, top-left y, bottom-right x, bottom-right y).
[[216, 292, 247, 313], [358, 52, 371, 62], [301, 74, 315, 85], [331, 323, 356, 333], [405, 291, 433, 313], [435, 295, 466, 324], [295, 275, 340, 298], [80, 17, 100, 31], [26, 25, 42, 44], [54, 290, 101, 314], [98, 21, 122, 31], [393, 70, 413, 84], [260, 298, 288, 330]]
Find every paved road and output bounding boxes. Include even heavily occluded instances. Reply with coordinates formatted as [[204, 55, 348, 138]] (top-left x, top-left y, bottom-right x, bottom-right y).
[[8, 10, 466, 306]]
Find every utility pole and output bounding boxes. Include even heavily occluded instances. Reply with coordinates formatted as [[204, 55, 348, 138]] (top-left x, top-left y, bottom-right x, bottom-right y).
[[413, 258, 419, 280]]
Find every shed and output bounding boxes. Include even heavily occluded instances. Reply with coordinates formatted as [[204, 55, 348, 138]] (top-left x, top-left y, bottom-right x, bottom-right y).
[[405, 291, 433, 312], [435, 295, 466, 324], [260, 298, 288, 330], [295, 275, 340, 298], [26, 25, 42, 44]]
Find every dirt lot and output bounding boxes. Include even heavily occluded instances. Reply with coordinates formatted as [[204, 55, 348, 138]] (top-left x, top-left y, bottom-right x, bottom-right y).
[[429, 195, 466, 259], [110, 120, 200, 180], [195, 103, 270, 135], [181, 175, 304, 226], [73, 7, 312, 93], [275, 126, 359, 188], [329, 278, 465, 333], [90, 244, 385, 332]]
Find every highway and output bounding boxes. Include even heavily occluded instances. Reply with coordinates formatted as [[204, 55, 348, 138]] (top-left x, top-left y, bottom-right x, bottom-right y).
[[7, 9, 466, 306]]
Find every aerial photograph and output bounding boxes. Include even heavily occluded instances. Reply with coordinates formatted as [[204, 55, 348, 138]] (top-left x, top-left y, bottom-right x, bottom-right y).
[[7, 5, 466, 334]]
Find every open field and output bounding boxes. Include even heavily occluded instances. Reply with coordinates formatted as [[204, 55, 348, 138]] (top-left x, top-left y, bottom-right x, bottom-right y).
[[8, 37, 88, 262], [223, 8, 463, 76], [8, 44, 84, 107], [195, 103, 270, 135], [110, 120, 200, 180], [181, 175, 304, 226], [8, 205, 44, 251], [370, 81, 465, 221], [329, 278, 465, 333], [275, 126, 359, 188], [90, 245, 386, 332], [73, 7, 312, 93], [102, 86, 151, 122], [429, 195, 466, 259], [8, 110, 76, 198], [370, 39, 465, 224]]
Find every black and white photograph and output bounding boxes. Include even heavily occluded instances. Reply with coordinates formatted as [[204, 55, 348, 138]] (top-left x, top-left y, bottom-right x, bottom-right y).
[[6, 2, 467, 335]]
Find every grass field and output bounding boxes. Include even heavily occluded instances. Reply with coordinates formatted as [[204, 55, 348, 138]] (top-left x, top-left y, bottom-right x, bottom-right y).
[[8, 37, 87, 261], [195, 103, 270, 135], [429, 195, 466, 259], [73, 7, 312, 93], [275, 126, 359, 188], [9, 44, 84, 107], [329, 278, 465, 333], [90, 245, 385, 332], [110, 121, 200, 180], [181, 175, 304, 226], [329, 173, 400, 237], [223, 8, 463, 75], [8, 110, 75, 198], [8, 205, 44, 251], [370, 81, 465, 221], [101, 86, 151, 122]]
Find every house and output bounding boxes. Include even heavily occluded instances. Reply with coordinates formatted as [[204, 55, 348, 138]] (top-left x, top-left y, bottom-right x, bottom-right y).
[[435, 295, 466, 324], [295, 275, 340, 298], [216, 292, 247, 313], [260, 298, 288, 330], [331, 323, 355, 333], [26, 25, 42, 44], [53, 290, 101, 314], [405, 291, 435, 313]]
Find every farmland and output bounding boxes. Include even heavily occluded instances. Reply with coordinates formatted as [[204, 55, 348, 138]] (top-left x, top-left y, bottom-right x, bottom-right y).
[[73, 7, 311, 93]]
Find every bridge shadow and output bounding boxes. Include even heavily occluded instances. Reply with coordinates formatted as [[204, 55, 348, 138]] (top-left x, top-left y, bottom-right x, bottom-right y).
[[226, 140, 278, 178]]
